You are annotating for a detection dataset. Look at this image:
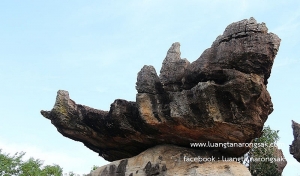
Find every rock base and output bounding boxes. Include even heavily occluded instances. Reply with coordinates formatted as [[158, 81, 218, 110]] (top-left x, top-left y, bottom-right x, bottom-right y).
[[88, 145, 251, 176]]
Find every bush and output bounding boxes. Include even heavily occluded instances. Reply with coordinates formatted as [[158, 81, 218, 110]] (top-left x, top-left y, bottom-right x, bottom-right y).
[[244, 126, 280, 176]]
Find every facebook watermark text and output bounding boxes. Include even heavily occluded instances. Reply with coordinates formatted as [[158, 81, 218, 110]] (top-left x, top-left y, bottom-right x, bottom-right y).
[[183, 155, 286, 163], [183, 156, 216, 162]]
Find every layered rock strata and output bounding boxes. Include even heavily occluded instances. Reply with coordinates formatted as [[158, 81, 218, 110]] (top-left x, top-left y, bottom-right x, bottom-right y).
[[41, 17, 281, 161], [290, 120, 300, 162], [88, 145, 251, 176]]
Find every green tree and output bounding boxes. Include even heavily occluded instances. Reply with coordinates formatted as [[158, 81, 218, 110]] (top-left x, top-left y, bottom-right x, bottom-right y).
[[19, 158, 43, 176], [41, 164, 63, 176], [0, 150, 24, 176], [245, 126, 280, 176], [0, 149, 64, 176]]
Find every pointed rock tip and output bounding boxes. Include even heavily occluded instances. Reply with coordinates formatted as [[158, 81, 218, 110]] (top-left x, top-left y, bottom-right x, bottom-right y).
[[248, 17, 257, 23], [56, 90, 70, 100], [40, 110, 51, 119], [57, 90, 69, 96], [167, 42, 181, 54], [292, 120, 300, 126]]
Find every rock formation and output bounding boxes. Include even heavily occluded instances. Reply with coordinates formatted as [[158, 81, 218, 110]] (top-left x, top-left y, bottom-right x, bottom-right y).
[[41, 17, 281, 162], [88, 145, 251, 176], [273, 147, 287, 175], [290, 120, 300, 162]]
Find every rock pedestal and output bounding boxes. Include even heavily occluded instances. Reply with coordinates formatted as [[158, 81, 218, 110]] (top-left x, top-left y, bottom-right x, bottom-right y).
[[41, 18, 282, 176], [41, 17, 281, 164], [88, 145, 251, 176]]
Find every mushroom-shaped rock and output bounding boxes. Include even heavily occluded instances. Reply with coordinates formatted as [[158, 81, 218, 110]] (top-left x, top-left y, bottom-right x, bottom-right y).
[[41, 17, 280, 161]]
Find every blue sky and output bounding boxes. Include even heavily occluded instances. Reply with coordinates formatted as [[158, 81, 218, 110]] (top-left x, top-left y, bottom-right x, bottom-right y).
[[0, 0, 299, 175]]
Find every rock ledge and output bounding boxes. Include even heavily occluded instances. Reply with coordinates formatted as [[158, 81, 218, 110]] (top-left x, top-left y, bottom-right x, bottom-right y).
[[41, 17, 280, 161]]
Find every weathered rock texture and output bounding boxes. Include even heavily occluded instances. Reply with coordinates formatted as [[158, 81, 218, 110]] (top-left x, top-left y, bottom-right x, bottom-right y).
[[273, 147, 287, 174], [41, 17, 281, 161], [88, 145, 251, 176], [290, 120, 300, 162]]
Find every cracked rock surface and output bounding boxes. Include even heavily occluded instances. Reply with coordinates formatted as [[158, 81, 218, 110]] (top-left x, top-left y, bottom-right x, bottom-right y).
[[41, 17, 280, 161]]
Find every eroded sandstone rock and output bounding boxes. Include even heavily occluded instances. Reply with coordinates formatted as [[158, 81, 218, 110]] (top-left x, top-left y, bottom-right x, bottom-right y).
[[159, 42, 190, 91], [273, 147, 287, 175], [290, 120, 300, 162], [41, 17, 280, 161], [88, 145, 251, 176]]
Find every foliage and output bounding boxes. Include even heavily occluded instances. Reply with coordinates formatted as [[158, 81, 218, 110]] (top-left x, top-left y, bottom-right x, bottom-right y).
[[41, 165, 63, 176], [91, 165, 98, 171], [0, 149, 70, 176], [0, 150, 24, 176], [20, 158, 43, 176], [244, 126, 280, 176]]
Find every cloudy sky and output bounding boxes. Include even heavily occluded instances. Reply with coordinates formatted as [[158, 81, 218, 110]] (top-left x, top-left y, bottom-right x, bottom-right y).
[[1, 0, 299, 175]]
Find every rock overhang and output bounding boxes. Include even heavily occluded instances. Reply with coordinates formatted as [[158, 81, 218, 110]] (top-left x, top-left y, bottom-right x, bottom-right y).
[[41, 17, 281, 161]]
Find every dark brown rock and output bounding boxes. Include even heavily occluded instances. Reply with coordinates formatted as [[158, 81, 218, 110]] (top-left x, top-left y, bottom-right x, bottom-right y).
[[273, 147, 287, 174], [290, 120, 300, 162], [41, 17, 280, 161], [183, 17, 280, 88]]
